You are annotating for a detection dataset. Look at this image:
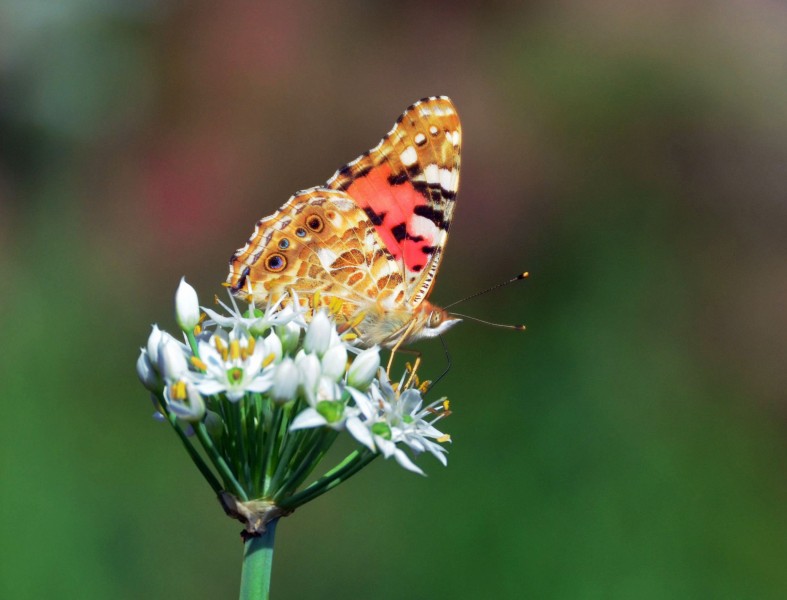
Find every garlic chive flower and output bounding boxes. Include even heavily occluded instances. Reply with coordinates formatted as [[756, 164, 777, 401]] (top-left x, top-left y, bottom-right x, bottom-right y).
[[136, 277, 453, 543], [193, 328, 276, 402]]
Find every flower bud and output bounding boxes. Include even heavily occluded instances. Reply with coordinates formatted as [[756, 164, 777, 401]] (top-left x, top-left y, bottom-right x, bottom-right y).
[[175, 277, 201, 332], [298, 353, 322, 398], [263, 332, 283, 364], [271, 358, 299, 404], [158, 338, 189, 380], [347, 347, 380, 391], [136, 349, 159, 391], [276, 321, 301, 354], [303, 311, 332, 357], [146, 325, 163, 365], [321, 344, 348, 382]]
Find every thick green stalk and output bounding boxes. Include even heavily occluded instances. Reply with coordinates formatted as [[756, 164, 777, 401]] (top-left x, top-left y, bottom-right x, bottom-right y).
[[239, 520, 277, 600]]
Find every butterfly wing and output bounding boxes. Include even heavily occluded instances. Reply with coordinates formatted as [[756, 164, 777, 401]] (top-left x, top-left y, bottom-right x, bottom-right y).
[[326, 96, 461, 307], [227, 187, 406, 319], [227, 96, 461, 329]]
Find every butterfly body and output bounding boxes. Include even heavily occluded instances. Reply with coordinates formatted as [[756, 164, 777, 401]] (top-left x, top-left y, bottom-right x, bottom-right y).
[[228, 96, 462, 348]]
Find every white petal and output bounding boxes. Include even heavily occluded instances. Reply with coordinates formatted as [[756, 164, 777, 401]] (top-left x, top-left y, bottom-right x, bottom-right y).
[[290, 408, 327, 430], [346, 417, 376, 451], [175, 277, 201, 331], [393, 448, 425, 475]]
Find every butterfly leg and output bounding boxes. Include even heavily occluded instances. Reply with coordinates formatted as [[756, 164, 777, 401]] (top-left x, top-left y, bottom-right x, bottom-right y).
[[386, 320, 416, 378]]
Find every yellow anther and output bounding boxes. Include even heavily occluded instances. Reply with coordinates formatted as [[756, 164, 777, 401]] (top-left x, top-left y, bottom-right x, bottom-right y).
[[443, 400, 450, 411], [194, 325, 202, 336], [437, 434, 451, 444], [190, 356, 207, 371], [342, 332, 358, 342], [418, 380, 431, 393], [172, 380, 187, 400], [230, 339, 241, 361], [312, 291, 321, 311], [262, 352, 276, 368], [246, 336, 256, 355], [329, 296, 344, 315], [347, 311, 367, 329], [220, 282, 232, 288]]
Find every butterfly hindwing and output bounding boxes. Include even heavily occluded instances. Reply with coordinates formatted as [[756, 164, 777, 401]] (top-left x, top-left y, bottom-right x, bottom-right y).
[[326, 96, 461, 307], [228, 187, 406, 316]]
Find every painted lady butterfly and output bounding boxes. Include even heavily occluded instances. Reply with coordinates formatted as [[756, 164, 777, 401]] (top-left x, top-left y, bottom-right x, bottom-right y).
[[227, 96, 462, 352]]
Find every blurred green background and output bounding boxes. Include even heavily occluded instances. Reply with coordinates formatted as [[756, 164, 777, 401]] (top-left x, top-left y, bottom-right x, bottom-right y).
[[3, 1, 787, 598]]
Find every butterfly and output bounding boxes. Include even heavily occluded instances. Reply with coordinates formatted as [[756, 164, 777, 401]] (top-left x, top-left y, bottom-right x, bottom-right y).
[[227, 96, 462, 352]]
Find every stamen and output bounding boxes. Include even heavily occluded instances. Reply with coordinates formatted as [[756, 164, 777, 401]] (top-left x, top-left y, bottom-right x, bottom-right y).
[[436, 434, 451, 443], [230, 340, 241, 361], [190, 356, 207, 371], [312, 291, 321, 313], [347, 311, 367, 329], [171, 380, 187, 400], [418, 380, 432, 393], [246, 336, 256, 354], [342, 332, 358, 342], [262, 352, 276, 368]]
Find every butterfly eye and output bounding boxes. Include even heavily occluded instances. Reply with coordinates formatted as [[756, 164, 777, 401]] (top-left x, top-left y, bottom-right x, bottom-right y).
[[429, 311, 443, 328], [295, 227, 307, 238], [266, 253, 287, 272], [278, 238, 290, 250], [306, 215, 324, 233]]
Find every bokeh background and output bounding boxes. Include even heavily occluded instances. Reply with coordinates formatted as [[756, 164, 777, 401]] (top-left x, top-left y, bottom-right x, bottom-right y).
[[3, 1, 787, 598]]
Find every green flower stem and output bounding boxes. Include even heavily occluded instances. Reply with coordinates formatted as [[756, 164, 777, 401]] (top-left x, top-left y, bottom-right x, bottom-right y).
[[186, 330, 200, 357], [256, 405, 282, 497], [279, 449, 377, 510], [167, 414, 223, 495], [272, 429, 337, 503], [195, 422, 248, 501], [239, 520, 277, 600]]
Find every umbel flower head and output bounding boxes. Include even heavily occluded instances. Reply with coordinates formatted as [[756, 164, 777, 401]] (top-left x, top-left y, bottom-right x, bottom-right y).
[[136, 278, 452, 534]]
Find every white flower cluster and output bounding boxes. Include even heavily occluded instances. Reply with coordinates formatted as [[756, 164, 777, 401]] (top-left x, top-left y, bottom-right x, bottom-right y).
[[136, 278, 450, 475]]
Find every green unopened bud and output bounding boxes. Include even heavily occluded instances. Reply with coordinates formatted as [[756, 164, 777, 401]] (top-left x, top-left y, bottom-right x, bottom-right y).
[[316, 400, 344, 424]]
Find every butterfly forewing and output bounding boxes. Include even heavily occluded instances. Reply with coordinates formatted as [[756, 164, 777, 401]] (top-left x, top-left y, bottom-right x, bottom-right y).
[[326, 96, 461, 306]]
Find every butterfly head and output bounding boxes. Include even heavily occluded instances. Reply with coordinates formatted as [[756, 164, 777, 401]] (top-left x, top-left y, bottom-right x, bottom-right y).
[[415, 303, 462, 341]]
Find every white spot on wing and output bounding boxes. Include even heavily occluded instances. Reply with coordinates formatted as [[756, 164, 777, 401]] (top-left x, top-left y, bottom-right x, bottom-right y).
[[400, 146, 418, 166], [409, 214, 438, 241], [429, 125, 439, 136], [414, 133, 426, 145], [424, 164, 440, 184], [439, 168, 454, 191], [317, 248, 338, 270]]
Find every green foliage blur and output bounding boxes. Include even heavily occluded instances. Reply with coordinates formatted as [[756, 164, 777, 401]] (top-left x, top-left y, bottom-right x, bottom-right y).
[[2, 2, 787, 598]]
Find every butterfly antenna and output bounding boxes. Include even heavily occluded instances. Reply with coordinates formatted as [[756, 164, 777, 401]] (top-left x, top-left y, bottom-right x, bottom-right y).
[[443, 272, 529, 310], [425, 334, 453, 394], [450, 313, 526, 331]]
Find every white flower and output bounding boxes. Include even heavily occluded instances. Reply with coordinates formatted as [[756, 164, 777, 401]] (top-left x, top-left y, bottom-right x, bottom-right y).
[[202, 290, 304, 337], [321, 344, 348, 382], [290, 376, 356, 431], [175, 277, 201, 332], [303, 310, 333, 357], [165, 380, 206, 422], [347, 346, 380, 391], [136, 349, 159, 391], [346, 372, 450, 475], [271, 358, 299, 404], [192, 329, 274, 402]]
